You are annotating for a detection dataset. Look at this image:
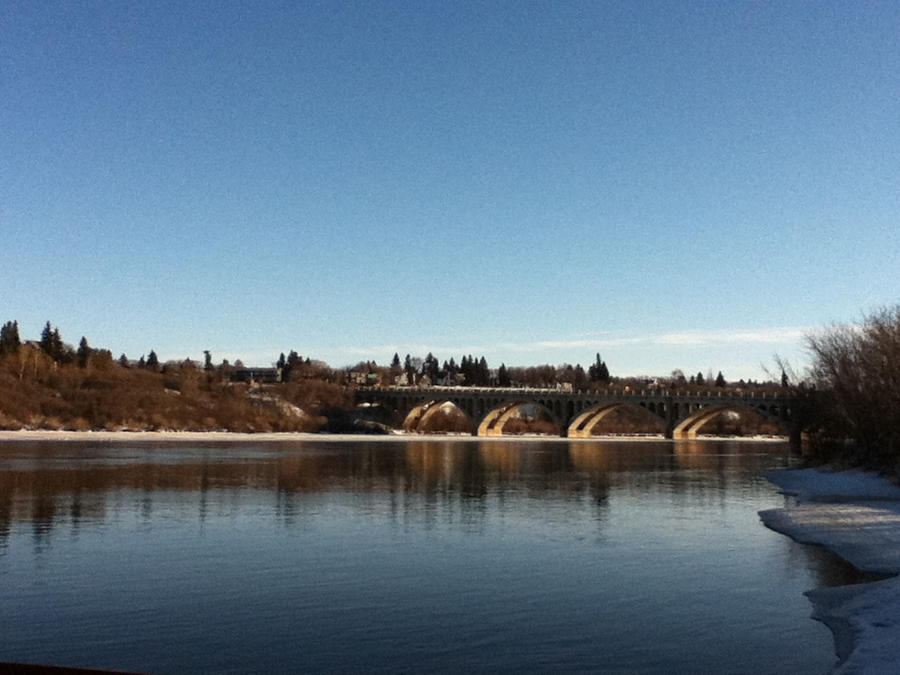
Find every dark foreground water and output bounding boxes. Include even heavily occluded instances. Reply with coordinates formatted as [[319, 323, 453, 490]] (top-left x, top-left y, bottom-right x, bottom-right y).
[[0, 438, 858, 673]]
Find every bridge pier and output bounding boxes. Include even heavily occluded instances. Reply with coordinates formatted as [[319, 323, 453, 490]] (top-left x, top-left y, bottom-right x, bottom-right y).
[[664, 398, 676, 439]]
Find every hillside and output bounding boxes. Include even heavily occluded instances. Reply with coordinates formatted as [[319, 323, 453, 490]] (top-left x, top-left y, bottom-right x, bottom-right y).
[[0, 343, 351, 433]]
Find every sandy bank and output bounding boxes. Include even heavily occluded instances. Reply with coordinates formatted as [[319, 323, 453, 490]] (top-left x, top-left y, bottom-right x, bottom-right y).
[[761, 468, 900, 674]]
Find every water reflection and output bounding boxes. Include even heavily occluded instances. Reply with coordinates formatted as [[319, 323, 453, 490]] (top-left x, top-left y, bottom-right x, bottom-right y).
[[0, 438, 852, 673], [0, 438, 794, 546]]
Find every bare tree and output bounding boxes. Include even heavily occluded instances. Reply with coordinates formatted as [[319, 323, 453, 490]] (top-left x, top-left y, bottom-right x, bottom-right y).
[[806, 305, 900, 465]]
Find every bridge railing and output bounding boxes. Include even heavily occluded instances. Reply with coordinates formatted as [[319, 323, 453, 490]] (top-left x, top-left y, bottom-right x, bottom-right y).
[[357, 385, 793, 401]]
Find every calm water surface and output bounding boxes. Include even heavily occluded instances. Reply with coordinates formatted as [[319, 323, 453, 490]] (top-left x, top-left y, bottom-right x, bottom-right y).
[[0, 438, 856, 673]]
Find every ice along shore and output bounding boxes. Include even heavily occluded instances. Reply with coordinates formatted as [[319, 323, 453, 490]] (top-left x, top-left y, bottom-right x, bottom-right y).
[[761, 468, 900, 674]]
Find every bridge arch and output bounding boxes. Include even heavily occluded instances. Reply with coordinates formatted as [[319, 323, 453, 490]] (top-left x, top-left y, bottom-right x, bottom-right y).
[[568, 402, 667, 438], [477, 400, 560, 437], [404, 400, 471, 433], [672, 404, 790, 439], [403, 400, 436, 432]]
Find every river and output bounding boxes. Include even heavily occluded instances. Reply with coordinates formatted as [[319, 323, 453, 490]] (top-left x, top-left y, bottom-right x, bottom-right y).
[[0, 438, 862, 673]]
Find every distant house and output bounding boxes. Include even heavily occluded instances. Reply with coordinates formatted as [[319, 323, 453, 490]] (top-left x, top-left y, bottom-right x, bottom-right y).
[[232, 367, 281, 384], [348, 371, 380, 386]]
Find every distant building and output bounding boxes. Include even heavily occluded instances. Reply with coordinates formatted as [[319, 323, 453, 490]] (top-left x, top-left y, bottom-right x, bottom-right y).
[[348, 371, 380, 386]]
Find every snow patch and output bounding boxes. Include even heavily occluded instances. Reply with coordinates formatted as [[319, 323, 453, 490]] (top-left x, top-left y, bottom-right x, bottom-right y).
[[764, 467, 900, 504], [762, 468, 900, 673]]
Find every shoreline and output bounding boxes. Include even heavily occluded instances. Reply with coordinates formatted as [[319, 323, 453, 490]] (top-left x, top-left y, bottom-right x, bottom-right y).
[[0, 429, 788, 443], [761, 468, 900, 673]]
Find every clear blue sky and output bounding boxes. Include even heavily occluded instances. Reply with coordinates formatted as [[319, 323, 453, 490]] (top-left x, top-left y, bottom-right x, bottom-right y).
[[3, 1, 898, 380]]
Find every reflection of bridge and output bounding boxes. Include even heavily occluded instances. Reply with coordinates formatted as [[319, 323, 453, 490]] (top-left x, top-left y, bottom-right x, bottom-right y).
[[356, 386, 810, 443]]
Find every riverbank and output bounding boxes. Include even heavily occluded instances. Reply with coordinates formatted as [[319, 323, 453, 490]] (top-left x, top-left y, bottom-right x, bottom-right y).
[[761, 468, 900, 674], [0, 429, 788, 443]]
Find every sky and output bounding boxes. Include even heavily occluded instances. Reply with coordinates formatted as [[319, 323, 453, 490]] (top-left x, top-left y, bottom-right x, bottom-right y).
[[2, 1, 898, 380]]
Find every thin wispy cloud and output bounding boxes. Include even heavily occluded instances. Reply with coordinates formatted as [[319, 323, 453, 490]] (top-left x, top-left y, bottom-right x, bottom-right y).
[[315, 326, 810, 361], [197, 327, 809, 377], [652, 327, 808, 346]]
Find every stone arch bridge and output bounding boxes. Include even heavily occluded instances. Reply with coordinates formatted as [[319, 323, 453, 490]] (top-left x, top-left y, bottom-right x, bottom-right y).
[[356, 386, 810, 443]]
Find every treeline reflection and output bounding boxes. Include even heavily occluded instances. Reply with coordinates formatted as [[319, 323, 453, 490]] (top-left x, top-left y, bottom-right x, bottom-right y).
[[0, 439, 791, 543]]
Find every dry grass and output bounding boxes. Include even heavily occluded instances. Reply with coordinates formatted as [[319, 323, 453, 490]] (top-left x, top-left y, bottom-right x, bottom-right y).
[[0, 345, 342, 433]]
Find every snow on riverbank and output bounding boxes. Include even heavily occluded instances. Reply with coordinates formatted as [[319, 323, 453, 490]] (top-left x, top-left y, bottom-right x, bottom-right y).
[[762, 468, 900, 674]]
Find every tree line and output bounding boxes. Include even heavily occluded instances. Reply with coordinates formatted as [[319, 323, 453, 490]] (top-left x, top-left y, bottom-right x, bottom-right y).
[[1, 320, 750, 394], [350, 351, 614, 389], [354, 351, 751, 392]]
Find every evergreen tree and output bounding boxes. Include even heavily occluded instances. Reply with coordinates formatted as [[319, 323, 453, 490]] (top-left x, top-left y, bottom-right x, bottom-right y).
[[40, 321, 52, 353], [498, 363, 511, 387], [146, 350, 159, 370], [276, 352, 286, 370], [478, 356, 489, 385], [39, 321, 66, 362], [588, 353, 599, 380], [282, 350, 302, 381], [422, 352, 439, 382], [138, 355, 146, 369], [391, 353, 401, 369], [781, 369, 789, 388], [695, 371, 705, 385], [715, 371, 726, 387], [77, 336, 91, 368], [588, 353, 610, 383], [444, 357, 457, 383], [204, 350, 213, 371], [403, 353, 414, 384], [118, 354, 129, 368], [598, 360, 610, 382], [0, 320, 21, 356]]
